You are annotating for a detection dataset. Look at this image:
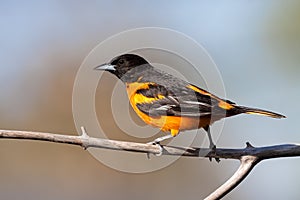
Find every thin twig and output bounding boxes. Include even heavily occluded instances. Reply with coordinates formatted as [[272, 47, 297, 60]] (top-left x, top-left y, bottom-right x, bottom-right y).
[[0, 128, 299, 199]]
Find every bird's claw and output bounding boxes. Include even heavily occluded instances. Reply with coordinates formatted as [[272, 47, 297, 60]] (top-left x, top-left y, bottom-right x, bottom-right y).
[[146, 141, 163, 159], [208, 144, 220, 163]]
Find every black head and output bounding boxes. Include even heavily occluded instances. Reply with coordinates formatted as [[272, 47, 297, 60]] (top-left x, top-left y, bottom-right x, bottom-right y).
[[95, 54, 149, 79]]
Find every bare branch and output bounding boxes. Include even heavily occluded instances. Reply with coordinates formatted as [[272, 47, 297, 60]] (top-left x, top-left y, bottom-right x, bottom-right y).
[[204, 155, 259, 200], [0, 128, 299, 199]]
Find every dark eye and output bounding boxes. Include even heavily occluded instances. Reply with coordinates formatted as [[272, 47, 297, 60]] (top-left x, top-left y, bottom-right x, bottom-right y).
[[118, 59, 124, 65]]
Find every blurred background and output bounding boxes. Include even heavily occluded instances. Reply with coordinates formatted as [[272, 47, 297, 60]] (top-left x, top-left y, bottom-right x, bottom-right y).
[[0, 1, 299, 199]]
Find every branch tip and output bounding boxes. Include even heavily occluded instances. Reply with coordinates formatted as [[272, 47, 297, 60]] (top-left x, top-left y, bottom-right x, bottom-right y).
[[80, 126, 89, 138], [80, 126, 89, 150]]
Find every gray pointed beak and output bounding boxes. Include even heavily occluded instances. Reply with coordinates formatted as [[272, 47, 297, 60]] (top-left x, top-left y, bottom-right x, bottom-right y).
[[94, 63, 116, 71]]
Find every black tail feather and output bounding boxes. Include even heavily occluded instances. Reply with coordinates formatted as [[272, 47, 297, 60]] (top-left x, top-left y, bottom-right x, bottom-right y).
[[235, 106, 286, 119]]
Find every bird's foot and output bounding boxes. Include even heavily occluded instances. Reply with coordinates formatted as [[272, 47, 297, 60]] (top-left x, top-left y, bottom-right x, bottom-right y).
[[146, 141, 163, 159], [208, 144, 220, 163]]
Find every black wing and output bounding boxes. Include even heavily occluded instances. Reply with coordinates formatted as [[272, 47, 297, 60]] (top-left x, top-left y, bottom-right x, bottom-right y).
[[134, 83, 231, 118]]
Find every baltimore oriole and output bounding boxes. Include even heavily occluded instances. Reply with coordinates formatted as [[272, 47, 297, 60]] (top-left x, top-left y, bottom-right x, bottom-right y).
[[95, 54, 285, 152]]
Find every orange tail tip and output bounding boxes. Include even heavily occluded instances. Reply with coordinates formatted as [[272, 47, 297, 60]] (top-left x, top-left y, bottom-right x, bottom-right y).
[[237, 106, 286, 119]]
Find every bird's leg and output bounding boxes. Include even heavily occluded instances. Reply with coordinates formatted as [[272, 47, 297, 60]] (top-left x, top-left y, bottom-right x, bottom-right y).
[[204, 125, 216, 149], [203, 125, 220, 162], [149, 134, 174, 144]]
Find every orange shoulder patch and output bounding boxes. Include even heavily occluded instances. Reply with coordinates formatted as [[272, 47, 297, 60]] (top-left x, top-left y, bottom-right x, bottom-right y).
[[126, 82, 165, 105]]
